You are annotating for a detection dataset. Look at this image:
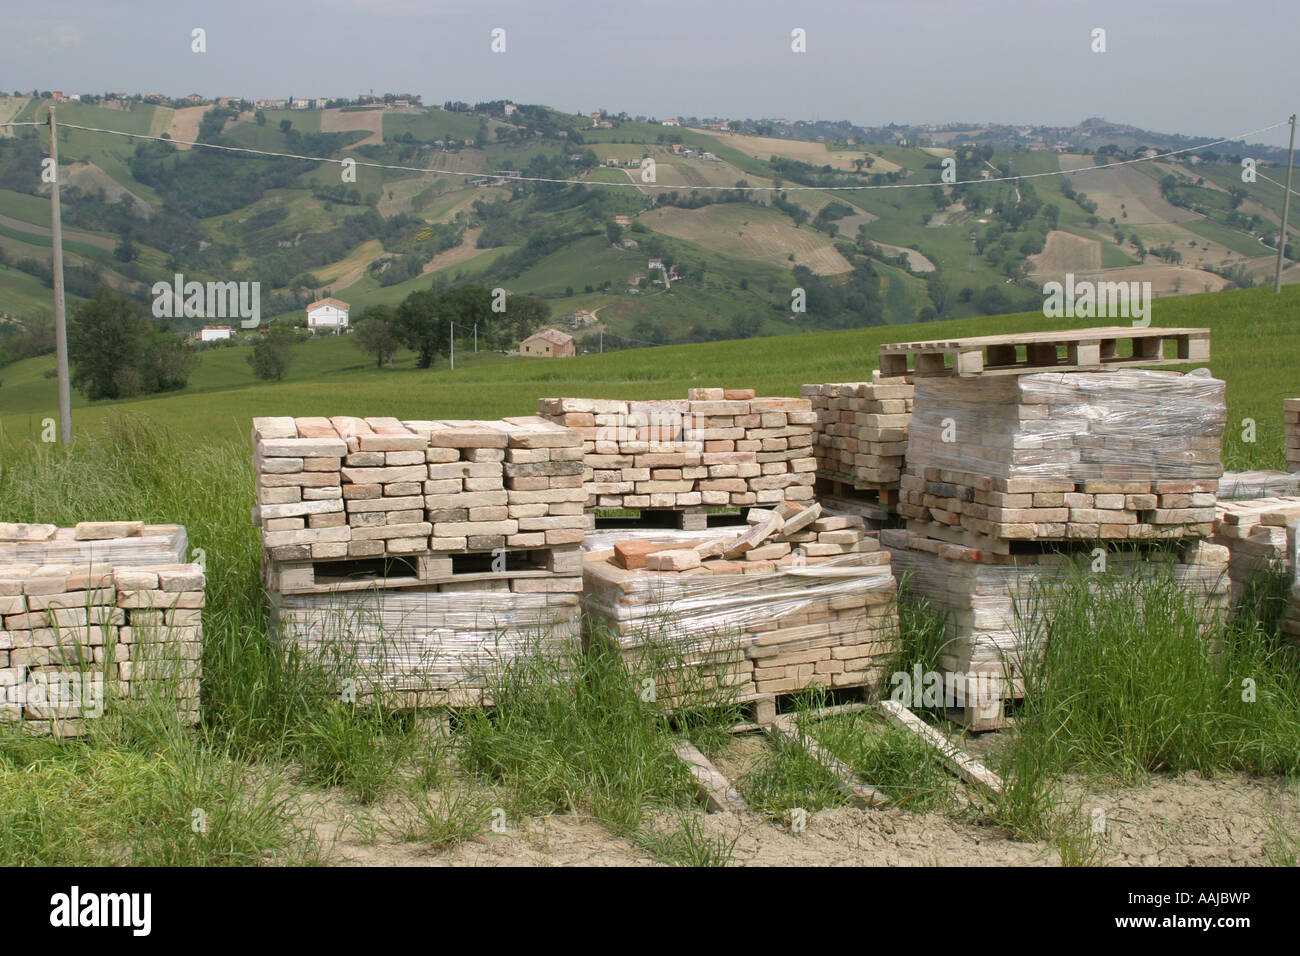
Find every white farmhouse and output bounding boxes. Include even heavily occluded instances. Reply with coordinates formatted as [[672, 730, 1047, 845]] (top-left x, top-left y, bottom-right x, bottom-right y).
[[306, 297, 350, 333], [198, 325, 234, 343]]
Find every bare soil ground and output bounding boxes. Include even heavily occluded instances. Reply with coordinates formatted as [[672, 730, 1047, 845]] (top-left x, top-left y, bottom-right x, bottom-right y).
[[712, 131, 901, 175], [320, 107, 384, 146], [643, 204, 852, 275], [1028, 229, 1103, 275], [298, 765, 1296, 867], [162, 106, 208, 149], [64, 161, 153, 217], [420, 227, 486, 275], [1059, 153, 1200, 224]]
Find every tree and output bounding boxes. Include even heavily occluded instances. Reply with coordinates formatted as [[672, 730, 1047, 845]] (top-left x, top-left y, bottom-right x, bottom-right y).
[[68, 288, 149, 400], [68, 288, 198, 400], [353, 307, 400, 368], [394, 290, 449, 368], [248, 325, 296, 381], [279, 119, 292, 134]]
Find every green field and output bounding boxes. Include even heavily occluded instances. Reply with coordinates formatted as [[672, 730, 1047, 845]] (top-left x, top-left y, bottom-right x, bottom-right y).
[[3, 284, 1295, 472]]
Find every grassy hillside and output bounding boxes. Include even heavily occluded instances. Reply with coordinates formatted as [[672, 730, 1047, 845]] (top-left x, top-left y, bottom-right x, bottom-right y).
[[2, 285, 1295, 472]]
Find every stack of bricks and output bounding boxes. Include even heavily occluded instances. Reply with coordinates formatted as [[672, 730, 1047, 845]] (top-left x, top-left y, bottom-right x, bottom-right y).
[[0, 521, 202, 737], [251, 415, 586, 704], [1212, 497, 1300, 601], [1287, 398, 1300, 472], [536, 388, 816, 524], [801, 376, 913, 488], [898, 370, 1226, 546], [883, 528, 1230, 729], [582, 505, 898, 707]]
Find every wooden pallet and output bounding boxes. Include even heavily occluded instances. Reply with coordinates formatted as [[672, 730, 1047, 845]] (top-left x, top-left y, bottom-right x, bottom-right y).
[[815, 474, 899, 508], [878, 326, 1210, 378], [266, 544, 580, 594], [589, 507, 748, 532]]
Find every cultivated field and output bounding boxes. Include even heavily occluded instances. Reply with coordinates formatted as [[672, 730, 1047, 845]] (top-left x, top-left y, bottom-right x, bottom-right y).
[[719, 132, 902, 174], [320, 107, 384, 145], [642, 203, 853, 275]]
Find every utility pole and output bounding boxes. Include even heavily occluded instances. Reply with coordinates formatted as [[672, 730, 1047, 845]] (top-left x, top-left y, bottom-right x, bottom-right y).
[[1275, 114, 1296, 294], [48, 105, 72, 446], [599, 328, 603, 354], [449, 321, 454, 370], [473, 322, 478, 353]]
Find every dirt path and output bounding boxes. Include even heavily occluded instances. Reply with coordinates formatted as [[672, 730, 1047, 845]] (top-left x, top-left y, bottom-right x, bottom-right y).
[[295, 767, 1296, 867], [421, 227, 485, 274]]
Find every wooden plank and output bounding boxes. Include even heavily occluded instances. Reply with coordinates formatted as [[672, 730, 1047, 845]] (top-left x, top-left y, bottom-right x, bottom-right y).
[[876, 700, 1004, 794], [764, 714, 890, 808], [878, 326, 1211, 378], [672, 739, 750, 814]]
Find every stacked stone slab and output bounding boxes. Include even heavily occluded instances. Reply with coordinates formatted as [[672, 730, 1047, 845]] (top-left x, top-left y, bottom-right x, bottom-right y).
[[882, 528, 1230, 729], [801, 377, 913, 487], [536, 388, 816, 519], [1287, 398, 1300, 472], [1213, 497, 1300, 601], [582, 509, 898, 708], [0, 522, 202, 737], [899, 370, 1226, 545], [252, 415, 586, 704]]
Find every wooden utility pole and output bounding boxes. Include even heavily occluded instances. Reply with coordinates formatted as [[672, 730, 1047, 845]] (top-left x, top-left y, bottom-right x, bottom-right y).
[[449, 321, 454, 370], [48, 105, 72, 445], [1275, 114, 1296, 294]]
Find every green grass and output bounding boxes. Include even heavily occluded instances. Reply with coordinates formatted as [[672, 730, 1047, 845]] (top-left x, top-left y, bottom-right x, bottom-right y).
[[4, 285, 1297, 474]]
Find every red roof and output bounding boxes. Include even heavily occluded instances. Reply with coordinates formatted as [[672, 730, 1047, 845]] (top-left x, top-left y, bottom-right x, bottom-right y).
[[306, 298, 350, 311]]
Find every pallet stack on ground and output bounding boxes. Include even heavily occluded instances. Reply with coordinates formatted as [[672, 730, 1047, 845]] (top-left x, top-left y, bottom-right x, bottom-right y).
[[0, 521, 202, 736], [1212, 497, 1300, 601], [1217, 471, 1300, 500], [898, 370, 1225, 544], [536, 387, 816, 527], [801, 376, 913, 509], [882, 528, 1231, 730], [251, 415, 586, 705], [878, 327, 1226, 729], [1287, 398, 1300, 472], [581, 503, 898, 709]]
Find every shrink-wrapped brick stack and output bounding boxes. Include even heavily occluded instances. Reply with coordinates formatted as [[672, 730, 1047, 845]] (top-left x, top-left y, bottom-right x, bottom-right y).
[[0, 521, 202, 736], [1287, 398, 1300, 472], [536, 388, 816, 525], [801, 376, 913, 491], [1212, 497, 1300, 601], [582, 502, 899, 707], [879, 328, 1228, 728], [251, 415, 586, 704], [883, 528, 1230, 729], [898, 370, 1226, 546]]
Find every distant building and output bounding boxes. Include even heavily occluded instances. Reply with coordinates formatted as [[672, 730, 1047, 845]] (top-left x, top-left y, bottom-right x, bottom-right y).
[[661, 118, 679, 127], [613, 215, 631, 227], [198, 325, 234, 343], [520, 328, 575, 358], [306, 297, 350, 332], [504, 102, 517, 116]]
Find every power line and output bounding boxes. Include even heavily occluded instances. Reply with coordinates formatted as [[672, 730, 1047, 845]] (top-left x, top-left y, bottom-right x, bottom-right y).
[[0, 117, 1286, 194]]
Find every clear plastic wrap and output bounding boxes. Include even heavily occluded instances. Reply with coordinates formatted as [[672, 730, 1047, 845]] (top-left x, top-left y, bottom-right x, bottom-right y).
[[907, 370, 1226, 481], [0, 525, 188, 568], [1217, 471, 1300, 500], [272, 589, 580, 690], [885, 535, 1231, 670]]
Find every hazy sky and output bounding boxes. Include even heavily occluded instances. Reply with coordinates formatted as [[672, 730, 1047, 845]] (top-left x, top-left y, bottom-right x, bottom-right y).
[[4, 0, 1296, 146]]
